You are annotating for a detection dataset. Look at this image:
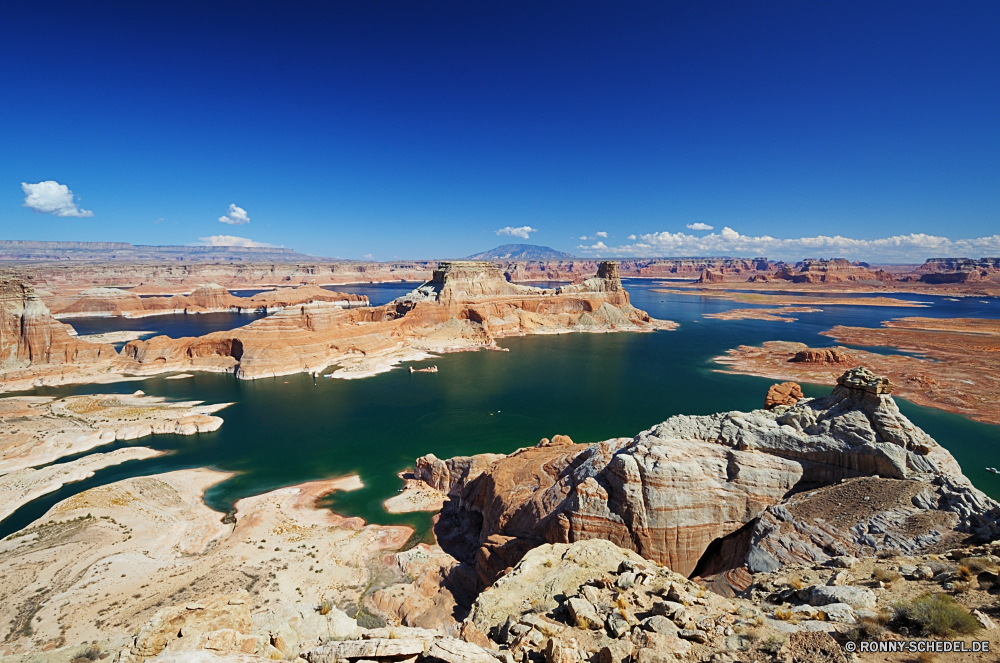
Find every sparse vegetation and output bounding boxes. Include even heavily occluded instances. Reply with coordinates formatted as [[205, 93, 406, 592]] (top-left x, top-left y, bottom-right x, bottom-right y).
[[788, 576, 804, 590], [319, 599, 333, 615], [873, 567, 902, 584], [760, 635, 785, 654], [894, 592, 981, 637]]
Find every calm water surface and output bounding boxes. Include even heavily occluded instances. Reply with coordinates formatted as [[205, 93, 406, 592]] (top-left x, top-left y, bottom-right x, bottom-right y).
[[3, 281, 998, 539]]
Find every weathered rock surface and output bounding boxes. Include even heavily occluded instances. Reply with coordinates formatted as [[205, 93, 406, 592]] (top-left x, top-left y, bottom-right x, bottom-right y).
[[425, 368, 999, 592], [764, 381, 803, 409], [0, 470, 410, 657], [0, 392, 229, 475], [1, 278, 116, 374], [54, 283, 367, 319]]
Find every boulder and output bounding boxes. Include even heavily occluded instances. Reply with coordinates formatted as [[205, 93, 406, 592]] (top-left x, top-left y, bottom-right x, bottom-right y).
[[764, 382, 803, 409]]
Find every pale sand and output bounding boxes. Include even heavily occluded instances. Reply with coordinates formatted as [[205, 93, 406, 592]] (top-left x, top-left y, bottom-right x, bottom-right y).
[[75, 330, 158, 344], [0, 446, 164, 522], [0, 393, 230, 475], [702, 306, 823, 322], [383, 474, 446, 514], [0, 470, 413, 656], [652, 287, 928, 308]]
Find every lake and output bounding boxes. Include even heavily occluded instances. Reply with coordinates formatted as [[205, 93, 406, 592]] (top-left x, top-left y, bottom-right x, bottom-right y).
[[3, 280, 998, 540]]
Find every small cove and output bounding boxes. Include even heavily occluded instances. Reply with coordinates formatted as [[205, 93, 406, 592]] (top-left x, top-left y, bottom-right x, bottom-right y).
[[3, 281, 1000, 540]]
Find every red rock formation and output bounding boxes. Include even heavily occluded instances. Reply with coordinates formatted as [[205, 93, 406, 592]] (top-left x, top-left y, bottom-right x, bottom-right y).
[[696, 269, 724, 283], [113, 261, 668, 381], [776, 259, 896, 284], [789, 348, 853, 364], [55, 283, 367, 318], [764, 382, 803, 409], [1, 278, 116, 371]]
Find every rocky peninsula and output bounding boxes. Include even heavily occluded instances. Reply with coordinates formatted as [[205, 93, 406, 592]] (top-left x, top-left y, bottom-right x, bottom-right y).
[[717, 317, 1000, 425]]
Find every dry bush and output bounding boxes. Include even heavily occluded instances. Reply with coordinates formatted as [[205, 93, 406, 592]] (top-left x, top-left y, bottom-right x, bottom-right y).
[[959, 556, 998, 576], [789, 576, 804, 590], [773, 607, 794, 621], [916, 652, 938, 663], [894, 592, 981, 637], [873, 567, 902, 584]]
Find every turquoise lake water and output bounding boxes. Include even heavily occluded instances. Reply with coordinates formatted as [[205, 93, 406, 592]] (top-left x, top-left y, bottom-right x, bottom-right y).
[[3, 281, 998, 540]]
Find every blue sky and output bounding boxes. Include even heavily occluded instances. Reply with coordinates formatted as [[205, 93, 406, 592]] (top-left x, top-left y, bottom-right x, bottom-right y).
[[1, 1, 997, 262]]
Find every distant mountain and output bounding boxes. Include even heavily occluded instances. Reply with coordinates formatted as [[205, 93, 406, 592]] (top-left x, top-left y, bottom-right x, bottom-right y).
[[464, 244, 576, 261]]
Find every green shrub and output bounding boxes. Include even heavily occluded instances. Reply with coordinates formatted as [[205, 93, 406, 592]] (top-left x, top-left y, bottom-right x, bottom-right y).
[[894, 592, 981, 637]]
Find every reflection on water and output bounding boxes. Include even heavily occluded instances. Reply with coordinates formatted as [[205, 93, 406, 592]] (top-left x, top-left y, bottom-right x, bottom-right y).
[[3, 281, 999, 539]]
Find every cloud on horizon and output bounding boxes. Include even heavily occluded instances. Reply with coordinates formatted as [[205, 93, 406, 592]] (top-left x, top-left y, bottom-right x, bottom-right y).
[[495, 225, 537, 240], [686, 222, 713, 231], [218, 203, 250, 225], [576, 227, 1000, 263], [21, 181, 93, 217], [198, 235, 274, 247]]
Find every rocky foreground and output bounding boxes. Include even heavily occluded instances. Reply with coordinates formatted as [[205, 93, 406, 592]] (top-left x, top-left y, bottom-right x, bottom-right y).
[[2, 369, 1000, 663]]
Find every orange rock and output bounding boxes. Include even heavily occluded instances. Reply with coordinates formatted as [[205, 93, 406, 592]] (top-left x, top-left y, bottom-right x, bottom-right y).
[[764, 382, 803, 409]]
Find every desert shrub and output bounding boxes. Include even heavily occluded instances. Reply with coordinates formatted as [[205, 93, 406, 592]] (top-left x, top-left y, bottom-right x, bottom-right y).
[[850, 615, 887, 640], [354, 609, 386, 629], [773, 607, 794, 621], [894, 592, 981, 637], [873, 567, 901, 584], [789, 577, 804, 590], [83, 646, 101, 661], [916, 653, 938, 663], [958, 556, 997, 576], [760, 635, 786, 654], [319, 599, 333, 615], [878, 548, 901, 560]]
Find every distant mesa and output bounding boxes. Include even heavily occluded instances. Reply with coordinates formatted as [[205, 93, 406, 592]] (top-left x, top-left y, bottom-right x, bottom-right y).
[[464, 244, 576, 261], [0, 240, 323, 262]]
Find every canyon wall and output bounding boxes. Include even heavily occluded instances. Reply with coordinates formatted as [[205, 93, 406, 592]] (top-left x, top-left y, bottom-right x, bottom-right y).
[[0, 278, 116, 372]]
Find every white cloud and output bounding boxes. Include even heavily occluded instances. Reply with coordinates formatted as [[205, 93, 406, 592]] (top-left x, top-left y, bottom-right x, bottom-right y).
[[627, 234, 636, 240], [574, 226, 1000, 263], [495, 226, 537, 240], [218, 203, 250, 225], [21, 181, 93, 217], [363, 253, 374, 259], [579, 236, 588, 240], [686, 222, 714, 231], [198, 235, 274, 247], [595, 231, 608, 238]]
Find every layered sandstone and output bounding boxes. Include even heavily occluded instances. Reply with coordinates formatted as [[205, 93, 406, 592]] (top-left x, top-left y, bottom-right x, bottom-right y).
[[111, 261, 672, 382], [54, 283, 367, 318], [1, 278, 116, 372], [417, 369, 997, 591]]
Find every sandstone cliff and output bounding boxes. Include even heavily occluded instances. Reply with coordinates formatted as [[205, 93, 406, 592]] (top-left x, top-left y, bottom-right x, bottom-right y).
[[416, 368, 999, 594], [54, 283, 367, 318], [112, 261, 671, 382], [1, 278, 116, 373]]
